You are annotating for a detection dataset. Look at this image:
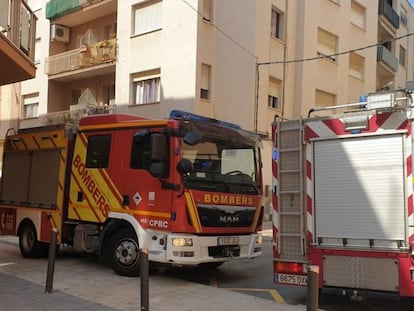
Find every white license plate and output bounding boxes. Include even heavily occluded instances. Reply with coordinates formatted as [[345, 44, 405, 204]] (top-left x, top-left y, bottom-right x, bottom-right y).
[[217, 236, 239, 246], [276, 273, 307, 286]]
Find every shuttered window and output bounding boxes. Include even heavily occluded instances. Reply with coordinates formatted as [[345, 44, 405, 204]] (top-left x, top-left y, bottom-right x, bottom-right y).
[[315, 89, 335, 108], [203, 0, 213, 22], [317, 28, 337, 61], [349, 52, 364, 79], [23, 93, 39, 119], [200, 63, 211, 100], [399, 45, 406, 67], [351, 1, 365, 29], [133, 1, 162, 36], [268, 78, 280, 109]]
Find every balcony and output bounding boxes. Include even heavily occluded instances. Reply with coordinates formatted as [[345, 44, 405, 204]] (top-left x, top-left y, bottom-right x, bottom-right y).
[[0, 0, 37, 85], [46, 0, 117, 27], [378, 0, 400, 29], [377, 45, 398, 72], [45, 38, 117, 78]]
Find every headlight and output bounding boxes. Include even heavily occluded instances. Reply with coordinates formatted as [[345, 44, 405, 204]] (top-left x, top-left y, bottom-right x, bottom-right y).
[[172, 237, 193, 247], [256, 235, 263, 244]]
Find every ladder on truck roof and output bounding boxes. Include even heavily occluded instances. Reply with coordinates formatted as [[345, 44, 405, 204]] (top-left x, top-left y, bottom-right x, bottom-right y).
[[275, 119, 307, 262]]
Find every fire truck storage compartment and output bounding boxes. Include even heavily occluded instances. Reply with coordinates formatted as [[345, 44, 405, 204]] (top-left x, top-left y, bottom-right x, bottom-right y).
[[1, 149, 60, 208], [323, 255, 399, 292], [313, 133, 406, 250]]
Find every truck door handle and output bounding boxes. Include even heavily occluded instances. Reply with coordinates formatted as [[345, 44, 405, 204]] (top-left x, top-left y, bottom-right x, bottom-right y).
[[77, 192, 83, 202], [123, 195, 130, 206]]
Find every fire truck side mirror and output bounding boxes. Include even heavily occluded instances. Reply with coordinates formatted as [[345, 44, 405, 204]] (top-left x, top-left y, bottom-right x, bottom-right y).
[[177, 159, 193, 176], [151, 133, 167, 161]]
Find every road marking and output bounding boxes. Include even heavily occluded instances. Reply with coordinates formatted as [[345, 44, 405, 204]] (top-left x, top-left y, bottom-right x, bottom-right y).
[[223, 288, 286, 304], [269, 289, 285, 303], [208, 273, 285, 304]]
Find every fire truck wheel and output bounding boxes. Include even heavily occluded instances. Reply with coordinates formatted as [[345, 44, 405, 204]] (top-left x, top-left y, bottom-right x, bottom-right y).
[[19, 223, 49, 258], [110, 228, 140, 277]]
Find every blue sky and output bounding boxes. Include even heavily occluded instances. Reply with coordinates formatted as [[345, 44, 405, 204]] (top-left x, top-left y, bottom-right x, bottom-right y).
[[410, 0, 414, 6]]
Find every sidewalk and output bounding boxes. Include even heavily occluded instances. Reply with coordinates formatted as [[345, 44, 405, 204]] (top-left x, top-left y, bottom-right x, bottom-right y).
[[0, 233, 313, 311]]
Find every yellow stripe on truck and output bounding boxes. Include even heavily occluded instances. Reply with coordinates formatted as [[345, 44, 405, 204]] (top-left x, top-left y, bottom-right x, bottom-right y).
[[184, 192, 202, 233]]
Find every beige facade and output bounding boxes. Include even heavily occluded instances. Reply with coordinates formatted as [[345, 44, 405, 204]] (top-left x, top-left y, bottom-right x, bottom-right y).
[[0, 0, 37, 169], [8, 0, 414, 191]]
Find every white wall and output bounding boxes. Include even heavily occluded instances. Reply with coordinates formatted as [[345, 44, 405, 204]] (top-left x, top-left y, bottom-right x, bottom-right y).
[[115, 0, 198, 119]]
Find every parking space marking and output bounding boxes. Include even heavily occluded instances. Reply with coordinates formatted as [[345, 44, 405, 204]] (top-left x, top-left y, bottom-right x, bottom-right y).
[[223, 288, 285, 304]]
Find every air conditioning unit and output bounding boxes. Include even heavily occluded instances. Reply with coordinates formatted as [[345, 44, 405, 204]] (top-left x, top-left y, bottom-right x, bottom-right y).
[[50, 24, 70, 43]]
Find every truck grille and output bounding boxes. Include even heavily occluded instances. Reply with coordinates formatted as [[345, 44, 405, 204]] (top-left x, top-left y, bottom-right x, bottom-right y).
[[197, 204, 255, 227]]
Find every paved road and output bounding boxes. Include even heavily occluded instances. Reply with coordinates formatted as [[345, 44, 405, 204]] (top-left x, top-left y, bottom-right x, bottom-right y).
[[0, 235, 311, 311], [164, 223, 414, 311]]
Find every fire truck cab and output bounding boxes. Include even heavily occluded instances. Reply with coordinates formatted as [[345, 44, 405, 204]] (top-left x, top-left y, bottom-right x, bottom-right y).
[[0, 110, 264, 276]]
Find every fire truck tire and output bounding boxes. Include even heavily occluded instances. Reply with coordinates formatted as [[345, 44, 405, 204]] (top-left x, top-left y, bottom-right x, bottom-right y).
[[110, 228, 140, 277], [19, 223, 49, 258]]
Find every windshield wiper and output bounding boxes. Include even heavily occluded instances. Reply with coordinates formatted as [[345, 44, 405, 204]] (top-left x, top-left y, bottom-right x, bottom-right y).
[[226, 182, 259, 195]]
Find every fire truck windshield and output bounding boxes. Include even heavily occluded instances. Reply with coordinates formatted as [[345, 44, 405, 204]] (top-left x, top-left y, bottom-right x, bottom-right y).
[[181, 140, 261, 195]]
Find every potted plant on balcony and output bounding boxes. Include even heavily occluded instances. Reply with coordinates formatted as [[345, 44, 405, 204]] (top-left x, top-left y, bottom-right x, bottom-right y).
[[95, 38, 115, 62], [79, 44, 89, 53]]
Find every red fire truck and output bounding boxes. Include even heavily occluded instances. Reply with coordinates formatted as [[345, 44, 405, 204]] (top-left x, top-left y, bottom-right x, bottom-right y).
[[272, 87, 414, 297], [0, 110, 263, 276]]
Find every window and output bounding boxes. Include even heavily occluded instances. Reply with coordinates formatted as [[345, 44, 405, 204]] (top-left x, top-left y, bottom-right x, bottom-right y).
[[132, 69, 161, 105], [104, 84, 116, 106], [315, 89, 336, 107], [401, 11, 408, 28], [317, 28, 338, 62], [34, 38, 41, 64], [202, 0, 213, 22], [268, 96, 278, 109], [133, 0, 162, 36], [399, 45, 406, 67], [0, 1, 9, 33], [130, 130, 151, 170], [23, 93, 39, 119], [130, 130, 169, 178], [349, 52, 364, 79], [86, 135, 111, 168], [271, 8, 284, 40], [268, 78, 281, 109], [351, 1, 366, 29], [200, 63, 211, 100]]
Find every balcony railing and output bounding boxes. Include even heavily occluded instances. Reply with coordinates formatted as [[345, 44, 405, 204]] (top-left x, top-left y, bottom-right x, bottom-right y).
[[39, 104, 116, 125], [0, 0, 37, 62], [46, 0, 105, 20], [378, 0, 400, 29], [377, 45, 398, 72], [45, 38, 117, 75]]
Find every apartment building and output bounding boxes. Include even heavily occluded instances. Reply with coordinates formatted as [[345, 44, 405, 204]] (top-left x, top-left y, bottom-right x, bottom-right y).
[[0, 0, 36, 169], [11, 0, 414, 191]]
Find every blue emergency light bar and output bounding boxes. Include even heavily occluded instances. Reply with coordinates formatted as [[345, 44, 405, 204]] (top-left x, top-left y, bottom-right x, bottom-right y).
[[169, 110, 242, 130]]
